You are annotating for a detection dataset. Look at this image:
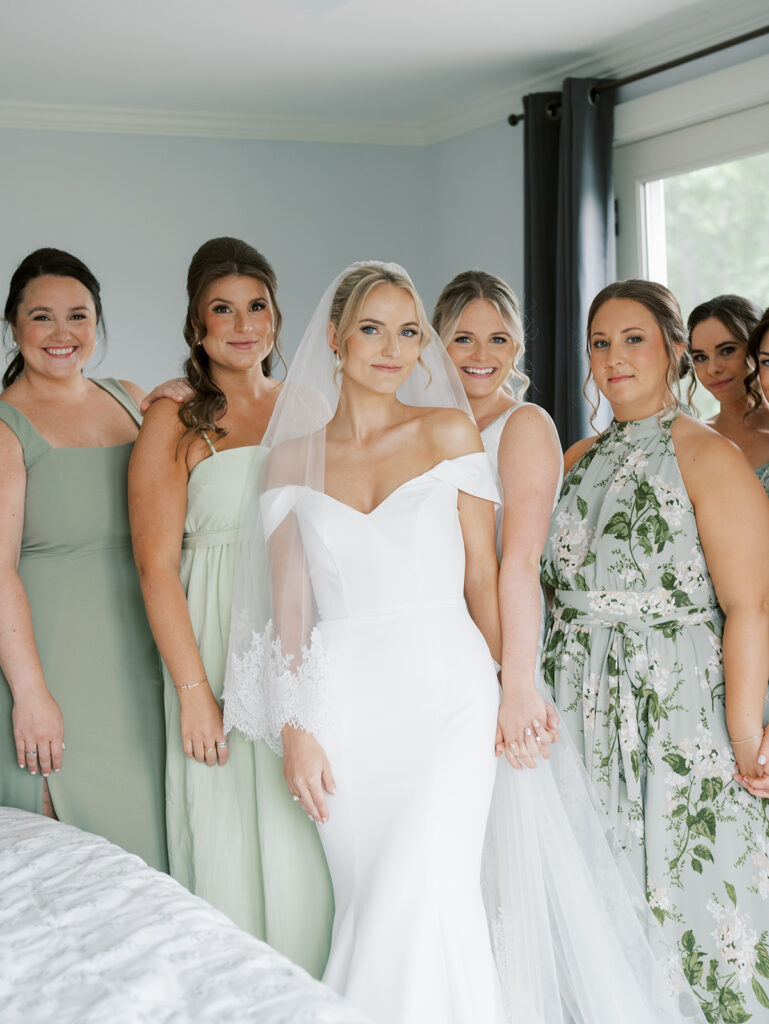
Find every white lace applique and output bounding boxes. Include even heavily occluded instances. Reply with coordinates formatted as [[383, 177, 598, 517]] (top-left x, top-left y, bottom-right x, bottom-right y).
[[223, 619, 331, 755]]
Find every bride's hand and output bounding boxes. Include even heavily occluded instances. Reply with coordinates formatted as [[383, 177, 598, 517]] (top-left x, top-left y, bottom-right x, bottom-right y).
[[496, 689, 558, 770], [282, 725, 336, 824]]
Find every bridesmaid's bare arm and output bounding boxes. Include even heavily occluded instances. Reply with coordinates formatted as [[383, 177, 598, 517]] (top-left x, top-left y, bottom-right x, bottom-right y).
[[676, 416, 769, 781], [497, 405, 562, 771], [128, 400, 228, 767], [0, 419, 63, 776]]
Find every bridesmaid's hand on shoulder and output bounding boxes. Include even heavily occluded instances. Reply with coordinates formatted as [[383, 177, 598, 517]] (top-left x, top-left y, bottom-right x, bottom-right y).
[[139, 378, 193, 414], [282, 725, 335, 824], [178, 681, 229, 767], [12, 686, 64, 777]]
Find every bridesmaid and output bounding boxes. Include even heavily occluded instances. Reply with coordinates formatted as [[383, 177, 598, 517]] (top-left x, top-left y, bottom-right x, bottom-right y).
[[128, 237, 333, 973], [541, 279, 769, 1019], [432, 270, 561, 763], [0, 248, 167, 870], [687, 295, 769, 492]]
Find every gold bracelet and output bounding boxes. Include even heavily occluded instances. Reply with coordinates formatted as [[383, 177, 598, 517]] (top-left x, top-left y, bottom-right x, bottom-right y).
[[175, 677, 207, 692], [730, 732, 763, 745]]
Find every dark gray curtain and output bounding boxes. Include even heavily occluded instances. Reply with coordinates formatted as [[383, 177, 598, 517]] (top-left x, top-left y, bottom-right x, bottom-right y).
[[523, 78, 615, 448]]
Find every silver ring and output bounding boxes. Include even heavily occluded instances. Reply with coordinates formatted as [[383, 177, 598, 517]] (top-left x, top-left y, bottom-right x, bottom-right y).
[[292, 795, 300, 802], [25, 748, 38, 756], [216, 741, 229, 748], [204, 745, 215, 753]]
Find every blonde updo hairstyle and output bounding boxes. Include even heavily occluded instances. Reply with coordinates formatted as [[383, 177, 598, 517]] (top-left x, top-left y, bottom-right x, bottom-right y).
[[584, 279, 690, 429], [431, 270, 529, 401], [329, 264, 433, 385]]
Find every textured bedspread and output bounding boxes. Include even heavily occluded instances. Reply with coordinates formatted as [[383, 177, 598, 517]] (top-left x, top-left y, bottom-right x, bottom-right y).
[[0, 808, 368, 1023]]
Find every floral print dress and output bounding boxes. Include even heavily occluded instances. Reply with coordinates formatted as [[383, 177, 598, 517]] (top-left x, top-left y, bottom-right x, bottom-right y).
[[541, 410, 769, 1024]]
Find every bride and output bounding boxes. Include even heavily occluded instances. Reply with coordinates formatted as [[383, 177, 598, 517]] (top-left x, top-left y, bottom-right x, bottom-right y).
[[224, 262, 705, 1024]]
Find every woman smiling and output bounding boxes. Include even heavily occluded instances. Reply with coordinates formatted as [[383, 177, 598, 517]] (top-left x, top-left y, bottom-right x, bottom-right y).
[[687, 294, 769, 492], [541, 279, 769, 1019], [0, 247, 167, 870]]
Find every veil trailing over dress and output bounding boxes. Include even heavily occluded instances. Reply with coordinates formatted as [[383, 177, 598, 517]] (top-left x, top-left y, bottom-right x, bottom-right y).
[[223, 262, 705, 1024]]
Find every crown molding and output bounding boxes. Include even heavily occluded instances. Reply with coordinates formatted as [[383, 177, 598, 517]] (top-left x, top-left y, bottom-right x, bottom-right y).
[[1, 0, 767, 147], [0, 100, 428, 147], [422, 0, 769, 143]]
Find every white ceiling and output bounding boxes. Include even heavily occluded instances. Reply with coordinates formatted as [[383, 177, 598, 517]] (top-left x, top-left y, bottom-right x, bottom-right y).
[[1, 0, 767, 143]]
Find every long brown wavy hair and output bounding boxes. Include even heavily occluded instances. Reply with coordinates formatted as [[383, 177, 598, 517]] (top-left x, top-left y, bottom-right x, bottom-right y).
[[584, 280, 690, 429], [686, 294, 762, 414], [179, 237, 284, 441]]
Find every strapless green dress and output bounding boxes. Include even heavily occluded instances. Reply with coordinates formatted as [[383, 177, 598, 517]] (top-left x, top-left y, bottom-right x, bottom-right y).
[[0, 378, 167, 871], [163, 441, 333, 976]]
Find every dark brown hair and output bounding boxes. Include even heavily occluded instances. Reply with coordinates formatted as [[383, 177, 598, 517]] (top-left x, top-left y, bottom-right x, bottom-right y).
[[584, 280, 689, 428], [746, 307, 769, 409], [687, 294, 762, 413], [3, 248, 104, 389], [179, 237, 284, 440]]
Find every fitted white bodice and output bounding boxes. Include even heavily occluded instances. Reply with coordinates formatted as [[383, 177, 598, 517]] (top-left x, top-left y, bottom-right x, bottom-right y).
[[261, 453, 499, 622]]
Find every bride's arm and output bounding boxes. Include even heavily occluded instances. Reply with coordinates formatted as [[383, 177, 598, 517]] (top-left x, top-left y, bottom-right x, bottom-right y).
[[496, 405, 562, 770]]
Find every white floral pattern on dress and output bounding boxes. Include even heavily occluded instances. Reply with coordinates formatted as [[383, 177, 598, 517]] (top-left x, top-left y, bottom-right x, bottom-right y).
[[541, 411, 769, 1023]]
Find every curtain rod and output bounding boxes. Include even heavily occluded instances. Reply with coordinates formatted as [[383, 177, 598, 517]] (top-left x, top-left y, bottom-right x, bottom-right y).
[[507, 23, 769, 125]]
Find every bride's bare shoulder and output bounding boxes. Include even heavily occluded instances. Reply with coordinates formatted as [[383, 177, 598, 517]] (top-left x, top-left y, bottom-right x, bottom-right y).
[[417, 406, 483, 459]]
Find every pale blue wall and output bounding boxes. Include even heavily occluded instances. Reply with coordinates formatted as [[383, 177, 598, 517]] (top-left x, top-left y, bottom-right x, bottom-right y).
[[424, 120, 525, 314], [3, 28, 763, 389], [0, 129, 437, 386]]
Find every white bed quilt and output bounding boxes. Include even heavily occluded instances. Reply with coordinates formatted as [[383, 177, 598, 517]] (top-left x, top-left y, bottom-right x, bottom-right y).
[[0, 808, 369, 1024]]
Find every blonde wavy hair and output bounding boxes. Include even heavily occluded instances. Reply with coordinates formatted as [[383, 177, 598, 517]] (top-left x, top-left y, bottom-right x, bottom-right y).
[[431, 270, 529, 401]]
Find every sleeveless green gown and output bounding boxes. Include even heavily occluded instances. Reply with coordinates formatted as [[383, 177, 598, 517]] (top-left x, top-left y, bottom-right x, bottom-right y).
[[163, 440, 333, 977], [0, 378, 167, 872]]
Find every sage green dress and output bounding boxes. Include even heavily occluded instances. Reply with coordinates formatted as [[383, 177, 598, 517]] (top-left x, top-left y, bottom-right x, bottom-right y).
[[541, 410, 769, 1022], [0, 378, 167, 871], [164, 439, 333, 976], [755, 461, 769, 496]]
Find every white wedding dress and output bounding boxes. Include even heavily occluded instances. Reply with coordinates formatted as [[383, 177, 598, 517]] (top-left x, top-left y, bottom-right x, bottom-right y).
[[261, 452, 506, 1024]]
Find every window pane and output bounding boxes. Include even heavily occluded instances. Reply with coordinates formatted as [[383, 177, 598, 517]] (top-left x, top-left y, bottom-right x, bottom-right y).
[[644, 150, 769, 418]]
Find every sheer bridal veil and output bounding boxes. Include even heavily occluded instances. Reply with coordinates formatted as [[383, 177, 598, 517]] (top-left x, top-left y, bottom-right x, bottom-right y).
[[223, 260, 705, 1024], [223, 261, 470, 751]]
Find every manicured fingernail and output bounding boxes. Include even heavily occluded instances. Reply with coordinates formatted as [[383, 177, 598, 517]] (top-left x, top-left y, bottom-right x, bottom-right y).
[[62, 744, 66, 750], [43, 773, 49, 778], [18, 762, 24, 768], [30, 771, 37, 775], [758, 755, 767, 765], [321, 817, 328, 824], [533, 720, 540, 728], [54, 768, 61, 773], [525, 727, 532, 736]]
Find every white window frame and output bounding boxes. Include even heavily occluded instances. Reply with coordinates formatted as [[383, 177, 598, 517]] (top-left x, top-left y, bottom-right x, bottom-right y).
[[614, 52, 769, 280]]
